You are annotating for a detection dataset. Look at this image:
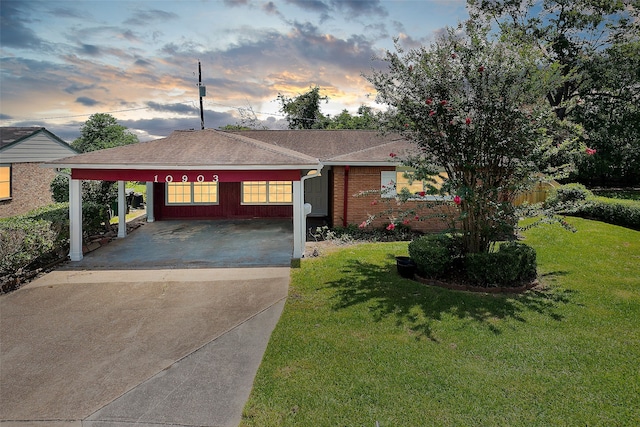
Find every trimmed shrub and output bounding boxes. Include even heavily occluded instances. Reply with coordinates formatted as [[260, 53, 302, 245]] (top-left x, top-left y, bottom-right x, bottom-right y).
[[0, 218, 57, 274], [0, 202, 110, 277], [576, 197, 640, 231], [464, 242, 537, 287], [408, 234, 459, 278], [545, 183, 593, 210]]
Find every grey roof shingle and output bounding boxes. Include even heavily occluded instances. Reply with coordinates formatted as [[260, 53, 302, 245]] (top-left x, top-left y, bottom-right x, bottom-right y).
[[47, 129, 320, 169], [231, 129, 413, 163], [45, 128, 416, 169]]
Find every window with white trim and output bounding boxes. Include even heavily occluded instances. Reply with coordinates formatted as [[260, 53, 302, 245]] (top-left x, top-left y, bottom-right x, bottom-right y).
[[0, 165, 11, 201], [242, 181, 293, 204], [381, 168, 449, 199], [166, 182, 218, 205]]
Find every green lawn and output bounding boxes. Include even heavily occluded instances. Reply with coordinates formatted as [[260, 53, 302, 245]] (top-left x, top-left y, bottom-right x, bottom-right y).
[[241, 218, 640, 426]]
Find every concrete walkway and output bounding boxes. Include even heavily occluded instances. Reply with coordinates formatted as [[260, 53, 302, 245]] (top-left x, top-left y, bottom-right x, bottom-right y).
[[1, 220, 294, 426]]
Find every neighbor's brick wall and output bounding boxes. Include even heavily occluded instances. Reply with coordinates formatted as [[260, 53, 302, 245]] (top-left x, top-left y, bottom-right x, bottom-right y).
[[0, 163, 55, 218], [331, 165, 453, 233]]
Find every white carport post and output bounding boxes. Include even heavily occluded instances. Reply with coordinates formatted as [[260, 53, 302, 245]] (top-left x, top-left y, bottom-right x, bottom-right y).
[[146, 182, 155, 222], [293, 165, 323, 259], [69, 178, 83, 261], [117, 180, 127, 238], [292, 180, 303, 259]]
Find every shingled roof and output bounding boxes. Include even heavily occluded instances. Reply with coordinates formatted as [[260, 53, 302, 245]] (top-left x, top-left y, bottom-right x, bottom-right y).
[[46, 129, 320, 170], [231, 129, 414, 164]]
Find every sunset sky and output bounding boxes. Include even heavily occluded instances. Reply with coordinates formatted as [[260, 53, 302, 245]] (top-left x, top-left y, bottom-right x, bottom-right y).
[[1, 0, 468, 142]]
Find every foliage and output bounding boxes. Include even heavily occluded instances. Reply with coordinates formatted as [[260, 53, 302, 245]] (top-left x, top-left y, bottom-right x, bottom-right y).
[[310, 223, 418, 244], [544, 183, 593, 209], [575, 196, 640, 231], [366, 20, 578, 254], [55, 113, 137, 229], [1, 204, 68, 275], [325, 105, 380, 130], [0, 202, 107, 276], [592, 188, 640, 201], [276, 86, 329, 129], [51, 174, 117, 230], [469, 0, 638, 120], [242, 219, 640, 426], [464, 241, 537, 287], [0, 217, 57, 274], [408, 233, 461, 278], [570, 40, 640, 186], [470, 0, 640, 186], [70, 113, 139, 153]]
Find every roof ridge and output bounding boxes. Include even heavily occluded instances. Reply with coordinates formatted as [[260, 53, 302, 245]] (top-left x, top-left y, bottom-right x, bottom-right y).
[[327, 137, 406, 161], [212, 129, 319, 163]]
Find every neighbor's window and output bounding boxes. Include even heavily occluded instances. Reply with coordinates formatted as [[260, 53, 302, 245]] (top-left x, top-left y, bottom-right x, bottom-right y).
[[242, 181, 293, 204], [166, 182, 218, 205], [381, 168, 448, 199], [0, 165, 11, 200]]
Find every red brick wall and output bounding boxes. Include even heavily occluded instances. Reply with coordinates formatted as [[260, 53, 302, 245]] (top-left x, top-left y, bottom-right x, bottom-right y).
[[0, 163, 55, 218], [331, 165, 454, 233]]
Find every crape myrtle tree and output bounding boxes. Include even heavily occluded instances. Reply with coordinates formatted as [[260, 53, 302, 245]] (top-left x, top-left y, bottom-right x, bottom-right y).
[[366, 21, 575, 255]]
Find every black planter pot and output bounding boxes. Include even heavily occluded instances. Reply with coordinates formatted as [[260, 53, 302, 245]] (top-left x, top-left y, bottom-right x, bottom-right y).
[[395, 256, 417, 279]]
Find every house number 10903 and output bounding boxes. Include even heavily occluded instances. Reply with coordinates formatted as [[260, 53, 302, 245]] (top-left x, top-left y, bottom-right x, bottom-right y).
[[153, 174, 219, 183]]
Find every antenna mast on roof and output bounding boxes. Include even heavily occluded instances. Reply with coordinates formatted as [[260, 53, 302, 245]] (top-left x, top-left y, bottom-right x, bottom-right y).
[[198, 60, 206, 130]]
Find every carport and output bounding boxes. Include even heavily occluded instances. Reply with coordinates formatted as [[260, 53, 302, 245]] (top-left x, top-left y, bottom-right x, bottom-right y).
[[67, 219, 295, 269], [44, 129, 323, 263]]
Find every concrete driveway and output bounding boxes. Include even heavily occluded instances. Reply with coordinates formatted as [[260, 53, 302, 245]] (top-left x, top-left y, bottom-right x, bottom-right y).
[[0, 219, 293, 426]]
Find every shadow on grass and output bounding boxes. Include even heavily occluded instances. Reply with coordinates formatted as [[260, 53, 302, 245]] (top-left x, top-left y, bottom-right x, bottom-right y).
[[327, 256, 575, 341]]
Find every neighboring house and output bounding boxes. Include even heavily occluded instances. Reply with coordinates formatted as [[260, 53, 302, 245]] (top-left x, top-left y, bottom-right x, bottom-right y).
[[0, 127, 78, 218]]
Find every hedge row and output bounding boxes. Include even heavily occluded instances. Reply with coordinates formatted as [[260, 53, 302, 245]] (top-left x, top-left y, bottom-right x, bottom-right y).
[[545, 184, 640, 231], [575, 197, 640, 231], [0, 203, 105, 275]]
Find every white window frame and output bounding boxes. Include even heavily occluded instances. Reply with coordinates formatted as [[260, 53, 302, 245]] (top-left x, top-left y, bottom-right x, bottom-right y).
[[241, 181, 293, 205], [165, 181, 219, 205], [381, 169, 451, 201]]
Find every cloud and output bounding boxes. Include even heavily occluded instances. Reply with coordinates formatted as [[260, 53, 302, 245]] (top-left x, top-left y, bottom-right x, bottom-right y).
[[262, 2, 282, 17], [332, 0, 388, 18], [0, 2, 46, 50], [124, 9, 179, 26], [147, 101, 198, 115], [284, 0, 387, 21], [224, 0, 251, 6], [64, 83, 98, 94], [76, 97, 100, 107], [79, 44, 101, 56], [0, 114, 13, 120]]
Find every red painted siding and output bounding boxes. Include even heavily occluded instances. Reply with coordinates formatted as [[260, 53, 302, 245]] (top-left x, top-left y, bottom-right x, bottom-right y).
[[154, 182, 293, 220]]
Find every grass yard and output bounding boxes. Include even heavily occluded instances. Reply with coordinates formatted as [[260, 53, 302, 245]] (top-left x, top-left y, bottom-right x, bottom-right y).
[[241, 218, 640, 426]]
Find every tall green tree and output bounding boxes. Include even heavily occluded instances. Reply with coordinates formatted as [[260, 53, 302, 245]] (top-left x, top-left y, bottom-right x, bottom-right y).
[[326, 105, 379, 130], [469, 0, 640, 186], [52, 113, 139, 230], [71, 113, 139, 153], [469, 0, 638, 120], [277, 86, 329, 129], [367, 21, 576, 254]]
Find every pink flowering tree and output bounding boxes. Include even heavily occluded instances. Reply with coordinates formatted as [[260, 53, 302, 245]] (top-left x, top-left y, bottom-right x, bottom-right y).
[[366, 21, 582, 254]]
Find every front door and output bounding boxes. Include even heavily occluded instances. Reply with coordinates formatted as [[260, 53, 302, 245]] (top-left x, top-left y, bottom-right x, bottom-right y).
[[304, 171, 328, 216]]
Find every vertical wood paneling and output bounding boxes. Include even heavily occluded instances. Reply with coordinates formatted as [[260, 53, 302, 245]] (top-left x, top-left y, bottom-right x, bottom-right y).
[[156, 182, 293, 220]]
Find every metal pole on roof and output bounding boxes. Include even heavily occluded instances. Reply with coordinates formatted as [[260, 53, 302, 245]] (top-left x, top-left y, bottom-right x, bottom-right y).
[[198, 61, 205, 130]]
